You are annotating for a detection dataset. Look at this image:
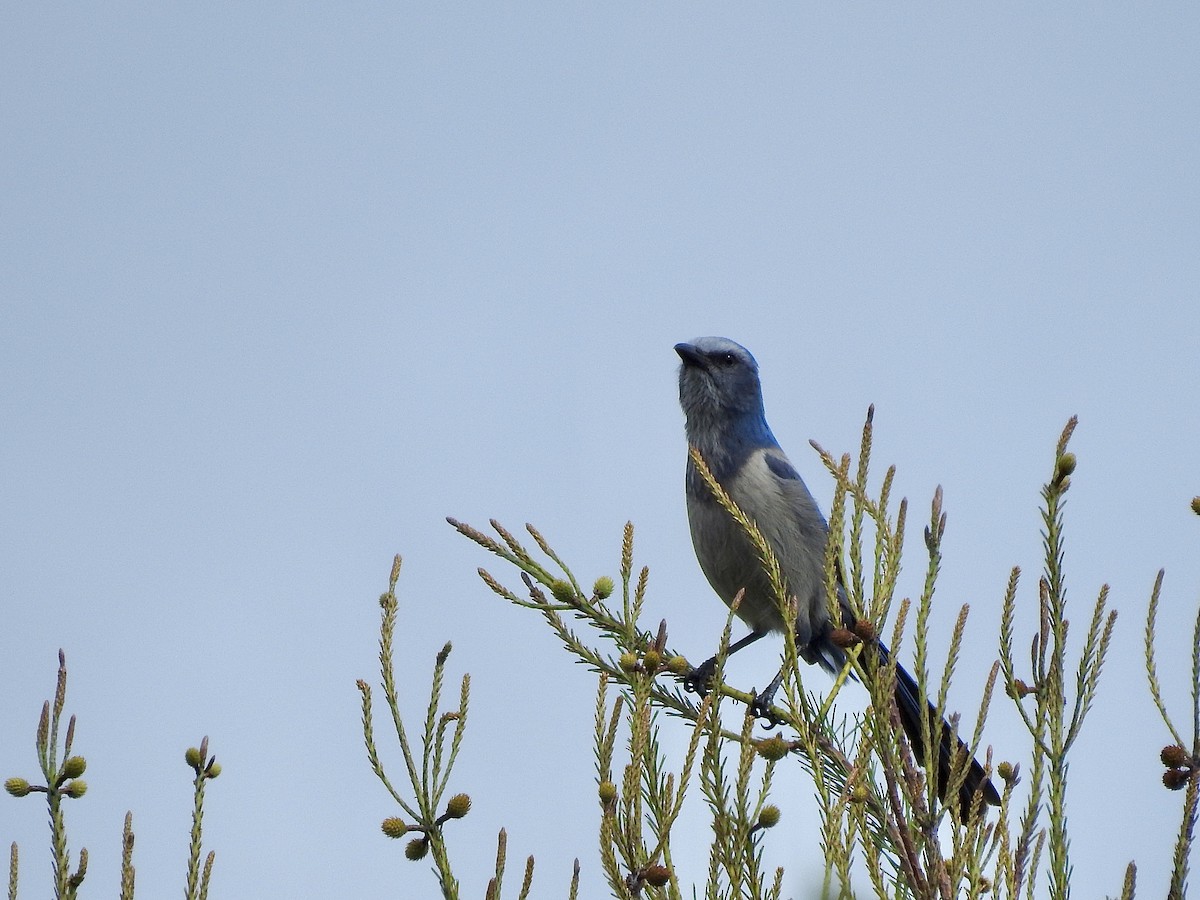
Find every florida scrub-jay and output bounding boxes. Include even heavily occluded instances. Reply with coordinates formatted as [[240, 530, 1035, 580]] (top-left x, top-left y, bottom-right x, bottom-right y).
[[676, 336, 999, 815]]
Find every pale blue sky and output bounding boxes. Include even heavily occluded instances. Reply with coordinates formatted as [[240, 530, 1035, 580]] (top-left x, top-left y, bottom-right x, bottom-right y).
[[3, 4, 1198, 897]]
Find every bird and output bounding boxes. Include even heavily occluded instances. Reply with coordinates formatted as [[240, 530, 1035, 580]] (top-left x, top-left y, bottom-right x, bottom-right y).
[[675, 336, 1000, 817]]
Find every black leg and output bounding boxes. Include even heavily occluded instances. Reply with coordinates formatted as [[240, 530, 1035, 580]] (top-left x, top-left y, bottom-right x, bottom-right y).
[[749, 663, 787, 727], [682, 629, 769, 696]]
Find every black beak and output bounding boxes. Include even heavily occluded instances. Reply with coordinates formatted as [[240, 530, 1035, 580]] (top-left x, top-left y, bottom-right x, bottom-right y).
[[674, 342, 706, 368]]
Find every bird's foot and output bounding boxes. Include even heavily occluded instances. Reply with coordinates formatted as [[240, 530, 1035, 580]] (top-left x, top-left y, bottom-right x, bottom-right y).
[[748, 683, 785, 729], [748, 668, 787, 728], [682, 656, 718, 697]]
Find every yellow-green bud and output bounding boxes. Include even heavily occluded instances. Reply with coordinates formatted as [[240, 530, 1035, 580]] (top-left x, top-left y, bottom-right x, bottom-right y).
[[754, 735, 790, 762], [445, 793, 471, 819], [550, 580, 576, 603], [618, 652, 639, 672], [850, 784, 870, 804], [643, 864, 670, 887], [381, 817, 408, 838], [757, 805, 782, 829], [206, 762, 222, 779], [1164, 769, 1190, 791], [1192, 496, 1200, 517], [997, 761, 1015, 781], [641, 649, 662, 671], [63, 780, 87, 798], [185, 747, 203, 769], [5, 778, 31, 797], [1056, 453, 1077, 481], [593, 576, 615, 599], [405, 837, 429, 860], [598, 781, 617, 804], [666, 655, 689, 676], [61, 756, 87, 779]]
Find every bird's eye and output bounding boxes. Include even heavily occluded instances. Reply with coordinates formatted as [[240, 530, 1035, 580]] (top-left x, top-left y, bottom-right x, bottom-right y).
[[718, 353, 737, 366]]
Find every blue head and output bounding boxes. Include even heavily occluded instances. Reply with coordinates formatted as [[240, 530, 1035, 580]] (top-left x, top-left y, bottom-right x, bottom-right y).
[[675, 337, 779, 471]]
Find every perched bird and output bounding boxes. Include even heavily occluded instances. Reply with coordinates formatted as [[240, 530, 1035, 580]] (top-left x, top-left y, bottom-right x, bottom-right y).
[[675, 336, 999, 816]]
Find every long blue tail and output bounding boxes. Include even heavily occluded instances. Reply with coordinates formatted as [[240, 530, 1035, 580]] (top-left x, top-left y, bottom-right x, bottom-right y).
[[882, 645, 1000, 817]]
